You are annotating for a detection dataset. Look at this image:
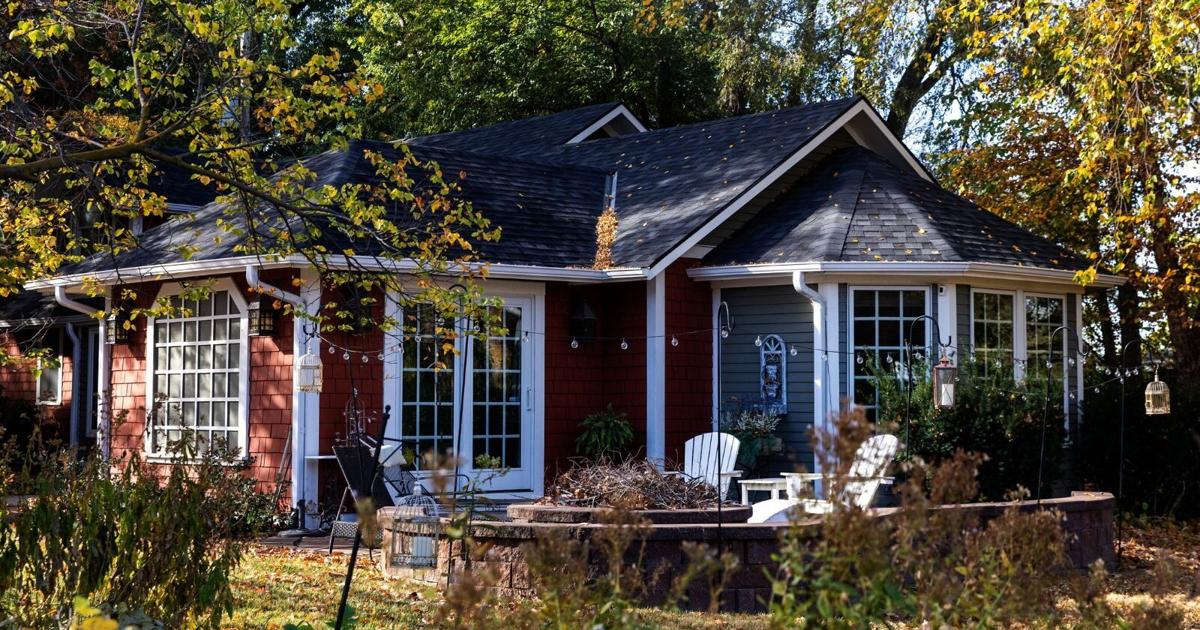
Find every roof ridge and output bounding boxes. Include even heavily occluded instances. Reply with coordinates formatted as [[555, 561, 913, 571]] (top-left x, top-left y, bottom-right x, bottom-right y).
[[405, 142, 613, 177], [833, 161, 870, 260], [411, 102, 622, 143]]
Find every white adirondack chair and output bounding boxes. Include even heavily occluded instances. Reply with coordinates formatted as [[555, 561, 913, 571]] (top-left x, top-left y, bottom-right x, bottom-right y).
[[748, 433, 898, 523], [669, 432, 743, 498]]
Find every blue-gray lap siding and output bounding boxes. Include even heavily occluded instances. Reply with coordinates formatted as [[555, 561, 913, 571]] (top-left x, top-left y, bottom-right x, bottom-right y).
[[719, 285, 816, 473]]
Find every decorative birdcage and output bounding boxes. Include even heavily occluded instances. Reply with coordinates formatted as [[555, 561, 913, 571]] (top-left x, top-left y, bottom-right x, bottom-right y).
[[389, 491, 441, 569], [296, 351, 323, 393], [1145, 369, 1171, 415]]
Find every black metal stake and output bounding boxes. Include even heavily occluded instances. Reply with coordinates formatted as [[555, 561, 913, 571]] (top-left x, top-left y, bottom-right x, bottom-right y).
[[901, 315, 950, 456], [335, 404, 391, 630]]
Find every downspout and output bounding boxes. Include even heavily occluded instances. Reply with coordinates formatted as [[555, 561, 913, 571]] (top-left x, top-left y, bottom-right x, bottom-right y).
[[792, 271, 830, 480], [245, 265, 303, 308], [246, 265, 315, 522], [54, 286, 102, 453]]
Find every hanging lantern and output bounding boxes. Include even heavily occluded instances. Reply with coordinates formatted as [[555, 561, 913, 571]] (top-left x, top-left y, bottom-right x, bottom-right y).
[[1145, 369, 1170, 415], [931, 355, 957, 410], [247, 295, 278, 337], [106, 309, 132, 345], [568, 297, 598, 341], [296, 350, 323, 393]]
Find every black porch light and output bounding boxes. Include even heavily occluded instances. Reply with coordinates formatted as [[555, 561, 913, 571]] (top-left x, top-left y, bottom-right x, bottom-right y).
[[932, 355, 958, 410], [568, 297, 598, 341], [106, 309, 132, 345], [247, 294, 278, 337]]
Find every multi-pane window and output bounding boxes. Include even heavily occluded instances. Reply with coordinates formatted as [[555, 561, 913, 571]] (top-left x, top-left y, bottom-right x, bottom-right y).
[[472, 305, 523, 468], [35, 330, 62, 405], [399, 304, 456, 466], [851, 289, 927, 422], [149, 290, 244, 456], [972, 292, 1015, 375], [1025, 295, 1065, 383]]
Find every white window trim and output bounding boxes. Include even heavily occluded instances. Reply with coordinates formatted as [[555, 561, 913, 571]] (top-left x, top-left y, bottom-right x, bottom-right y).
[[382, 280, 545, 499], [846, 285, 933, 414], [35, 329, 64, 406], [144, 278, 251, 459]]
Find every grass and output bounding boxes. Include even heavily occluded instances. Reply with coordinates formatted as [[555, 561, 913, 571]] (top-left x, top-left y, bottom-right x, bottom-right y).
[[225, 517, 1200, 629]]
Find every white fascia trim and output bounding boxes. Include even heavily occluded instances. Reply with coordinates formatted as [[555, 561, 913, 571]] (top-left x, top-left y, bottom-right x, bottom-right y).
[[27, 256, 648, 292], [565, 104, 648, 144], [851, 102, 937, 184], [645, 100, 876, 279], [687, 261, 1125, 289]]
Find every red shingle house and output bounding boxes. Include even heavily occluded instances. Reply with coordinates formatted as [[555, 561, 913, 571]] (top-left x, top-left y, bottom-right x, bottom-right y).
[[16, 97, 1122, 510]]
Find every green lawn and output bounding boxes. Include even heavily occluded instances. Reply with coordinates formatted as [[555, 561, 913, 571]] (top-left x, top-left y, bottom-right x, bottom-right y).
[[227, 518, 1200, 629]]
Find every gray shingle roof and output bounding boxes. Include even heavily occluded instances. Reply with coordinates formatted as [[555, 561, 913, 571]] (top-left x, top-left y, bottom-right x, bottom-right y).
[[60, 140, 611, 275], [410, 102, 622, 156], [415, 97, 864, 268], [703, 146, 1090, 270]]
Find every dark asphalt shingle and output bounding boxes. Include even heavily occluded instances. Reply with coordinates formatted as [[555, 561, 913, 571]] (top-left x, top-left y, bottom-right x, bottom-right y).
[[704, 146, 1090, 270]]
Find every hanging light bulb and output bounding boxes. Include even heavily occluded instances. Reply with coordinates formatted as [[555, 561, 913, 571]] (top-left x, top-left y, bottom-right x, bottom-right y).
[[754, 335, 763, 347], [670, 335, 679, 347], [856, 354, 864, 365], [377, 353, 384, 361], [1068, 357, 1077, 368], [522, 331, 530, 342], [328, 346, 335, 354], [570, 337, 579, 349], [789, 344, 798, 357], [620, 338, 629, 350], [361, 354, 369, 363], [720, 327, 730, 339], [343, 352, 350, 361]]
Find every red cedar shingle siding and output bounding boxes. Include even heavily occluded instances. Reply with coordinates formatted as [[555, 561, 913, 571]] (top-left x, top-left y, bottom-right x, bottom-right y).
[[0, 330, 74, 441], [107, 272, 296, 501], [664, 260, 713, 466]]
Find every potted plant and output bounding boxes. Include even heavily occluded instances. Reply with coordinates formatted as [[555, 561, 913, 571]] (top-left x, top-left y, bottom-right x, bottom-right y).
[[719, 404, 783, 473]]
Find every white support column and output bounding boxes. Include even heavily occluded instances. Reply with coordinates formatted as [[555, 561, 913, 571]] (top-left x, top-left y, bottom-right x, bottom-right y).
[[937, 283, 957, 360], [97, 292, 112, 460], [646, 273, 666, 466], [291, 268, 321, 523], [816, 283, 840, 449]]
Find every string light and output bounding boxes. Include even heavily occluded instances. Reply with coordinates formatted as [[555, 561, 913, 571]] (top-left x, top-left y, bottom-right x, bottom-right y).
[[670, 335, 679, 347], [620, 338, 629, 350], [754, 335, 763, 347], [570, 337, 579, 349], [342, 352, 350, 361], [789, 344, 798, 357], [720, 327, 730, 339]]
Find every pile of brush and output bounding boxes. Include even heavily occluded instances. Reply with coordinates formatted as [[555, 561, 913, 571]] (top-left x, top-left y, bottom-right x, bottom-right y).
[[538, 459, 719, 509]]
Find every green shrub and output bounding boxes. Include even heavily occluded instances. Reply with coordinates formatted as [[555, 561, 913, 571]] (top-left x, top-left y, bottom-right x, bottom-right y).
[[0, 439, 254, 628], [575, 404, 634, 460], [871, 355, 1065, 499]]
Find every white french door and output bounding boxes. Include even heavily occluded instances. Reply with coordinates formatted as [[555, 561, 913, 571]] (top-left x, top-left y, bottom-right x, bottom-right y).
[[389, 296, 536, 494]]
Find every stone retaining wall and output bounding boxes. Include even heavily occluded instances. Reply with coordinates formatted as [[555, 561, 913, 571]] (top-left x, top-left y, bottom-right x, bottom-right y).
[[379, 491, 1115, 613]]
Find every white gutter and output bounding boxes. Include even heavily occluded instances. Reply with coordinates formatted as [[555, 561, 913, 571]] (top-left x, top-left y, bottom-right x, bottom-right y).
[[53, 286, 105, 454], [245, 265, 304, 308], [26, 255, 647, 291], [689, 261, 1125, 289]]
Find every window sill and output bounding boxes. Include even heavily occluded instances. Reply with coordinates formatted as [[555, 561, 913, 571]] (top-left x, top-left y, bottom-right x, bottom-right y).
[[141, 453, 252, 467]]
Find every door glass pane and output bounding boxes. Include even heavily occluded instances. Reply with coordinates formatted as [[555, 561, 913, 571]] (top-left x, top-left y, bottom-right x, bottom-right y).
[[472, 305, 523, 468], [399, 304, 455, 467]]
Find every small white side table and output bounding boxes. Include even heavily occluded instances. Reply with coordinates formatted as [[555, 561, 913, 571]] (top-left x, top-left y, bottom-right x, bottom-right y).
[[738, 477, 789, 505]]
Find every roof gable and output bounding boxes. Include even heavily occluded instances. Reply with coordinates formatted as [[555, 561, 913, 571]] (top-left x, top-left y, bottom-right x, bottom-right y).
[[703, 146, 1089, 271]]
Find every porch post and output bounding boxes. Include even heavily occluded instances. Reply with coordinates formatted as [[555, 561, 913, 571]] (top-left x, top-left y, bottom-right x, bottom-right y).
[[97, 291, 112, 460], [646, 273, 666, 467], [937, 283, 957, 362], [292, 268, 321, 524]]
